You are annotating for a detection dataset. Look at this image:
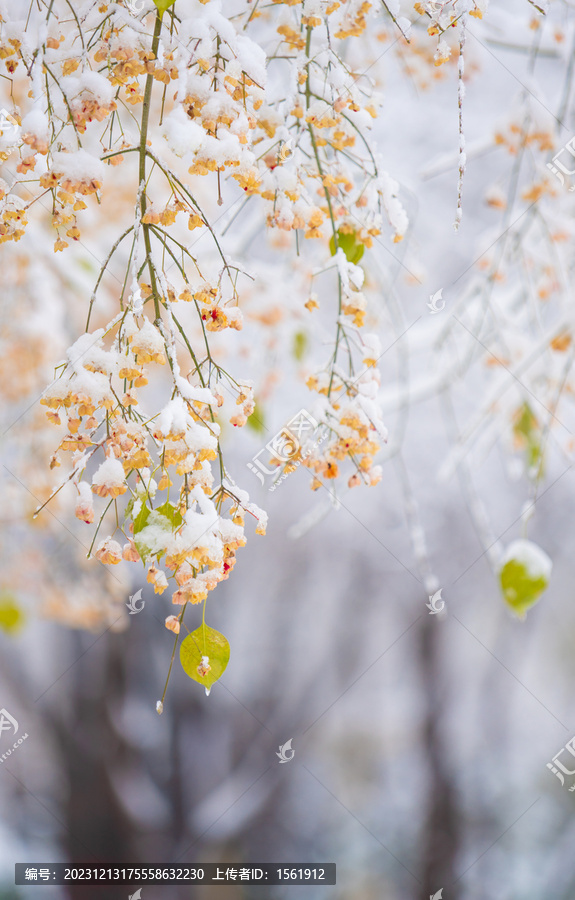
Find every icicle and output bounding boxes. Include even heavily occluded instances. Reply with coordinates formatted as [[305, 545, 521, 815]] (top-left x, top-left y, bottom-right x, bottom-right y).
[[454, 18, 467, 231]]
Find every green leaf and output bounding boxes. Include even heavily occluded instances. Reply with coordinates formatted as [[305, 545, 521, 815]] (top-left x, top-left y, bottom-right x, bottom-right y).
[[133, 504, 181, 561], [513, 403, 543, 474], [329, 229, 365, 265], [76, 258, 96, 275], [293, 330, 308, 361], [0, 594, 24, 634], [153, 0, 176, 16], [180, 625, 230, 692], [134, 534, 153, 563], [155, 500, 182, 528], [132, 501, 150, 536], [134, 506, 177, 563], [499, 539, 552, 618], [133, 512, 153, 560], [247, 401, 266, 436]]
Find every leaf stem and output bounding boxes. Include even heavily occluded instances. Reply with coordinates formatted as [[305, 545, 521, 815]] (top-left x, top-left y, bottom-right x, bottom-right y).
[[139, 12, 164, 325], [160, 601, 188, 707]]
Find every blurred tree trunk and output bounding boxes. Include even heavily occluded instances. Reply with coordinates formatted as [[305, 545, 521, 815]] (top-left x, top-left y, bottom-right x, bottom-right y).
[[419, 616, 460, 898], [51, 633, 139, 900]]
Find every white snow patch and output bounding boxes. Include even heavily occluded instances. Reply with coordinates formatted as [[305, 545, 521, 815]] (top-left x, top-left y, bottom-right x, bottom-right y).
[[501, 540, 552, 581]]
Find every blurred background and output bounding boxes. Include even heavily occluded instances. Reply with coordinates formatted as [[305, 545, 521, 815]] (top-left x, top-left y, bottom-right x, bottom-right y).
[[2, 0, 575, 898]]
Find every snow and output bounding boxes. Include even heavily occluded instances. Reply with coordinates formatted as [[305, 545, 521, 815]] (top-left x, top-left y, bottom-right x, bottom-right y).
[[95, 537, 122, 557], [156, 398, 219, 455], [77, 70, 116, 105], [218, 518, 245, 544], [362, 333, 382, 359], [77, 481, 92, 504], [195, 131, 246, 168], [235, 34, 267, 87], [157, 397, 189, 437], [376, 169, 408, 241], [136, 514, 176, 558], [92, 458, 126, 489], [175, 379, 218, 408], [21, 108, 49, 140], [397, 17, 412, 38], [501, 540, 552, 581], [162, 107, 204, 158], [131, 319, 164, 354], [67, 331, 116, 375], [51, 149, 105, 183]]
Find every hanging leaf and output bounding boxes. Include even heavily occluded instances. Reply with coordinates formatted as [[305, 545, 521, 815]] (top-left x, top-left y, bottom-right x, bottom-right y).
[[329, 229, 365, 265], [247, 401, 266, 436], [155, 500, 182, 529], [133, 505, 180, 562], [499, 539, 552, 618], [0, 593, 24, 633], [512, 403, 543, 475], [131, 502, 151, 559], [153, 0, 176, 16], [180, 624, 230, 691], [293, 330, 308, 361], [132, 501, 150, 536]]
